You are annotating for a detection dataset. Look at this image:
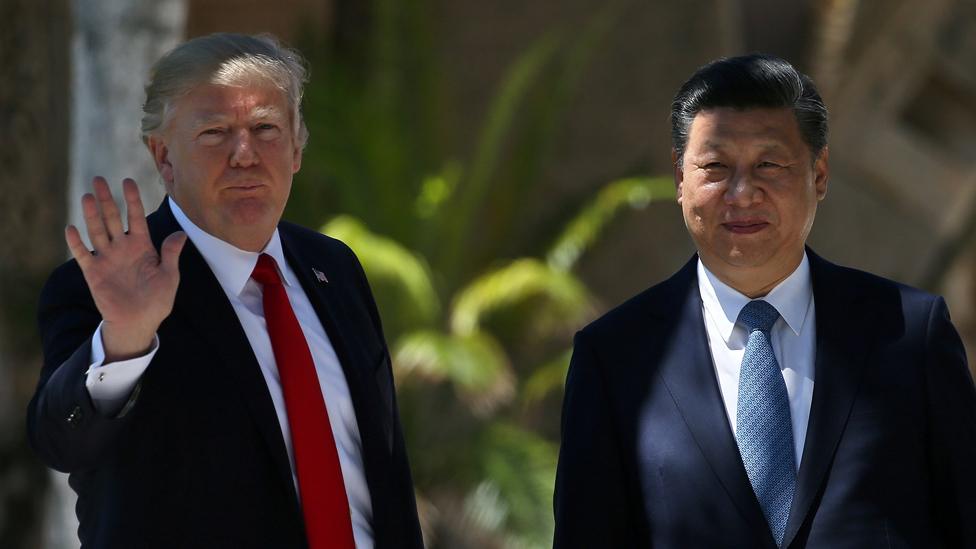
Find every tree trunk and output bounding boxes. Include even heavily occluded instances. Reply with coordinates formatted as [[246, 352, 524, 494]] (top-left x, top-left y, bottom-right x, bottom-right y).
[[69, 0, 187, 228], [0, 0, 70, 547]]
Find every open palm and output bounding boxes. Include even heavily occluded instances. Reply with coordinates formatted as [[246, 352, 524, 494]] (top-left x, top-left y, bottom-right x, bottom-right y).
[[65, 177, 186, 361]]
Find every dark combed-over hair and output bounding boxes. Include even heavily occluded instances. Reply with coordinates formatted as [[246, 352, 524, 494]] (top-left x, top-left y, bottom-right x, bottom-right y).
[[670, 54, 828, 162]]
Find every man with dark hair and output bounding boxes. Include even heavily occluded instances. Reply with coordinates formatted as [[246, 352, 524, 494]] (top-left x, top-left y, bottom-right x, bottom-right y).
[[28, 33, 423, 548], [554, 54, 976, 548]]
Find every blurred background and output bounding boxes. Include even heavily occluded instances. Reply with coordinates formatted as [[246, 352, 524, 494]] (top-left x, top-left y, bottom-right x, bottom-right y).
[[4, 0, 976, 547]]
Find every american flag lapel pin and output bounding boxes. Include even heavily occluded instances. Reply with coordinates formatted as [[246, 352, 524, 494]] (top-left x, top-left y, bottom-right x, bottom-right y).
[[312, 267, 328, 283]]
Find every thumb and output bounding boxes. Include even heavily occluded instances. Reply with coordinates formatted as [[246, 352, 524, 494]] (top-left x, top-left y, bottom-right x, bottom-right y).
[[160, 231, 188, 275]]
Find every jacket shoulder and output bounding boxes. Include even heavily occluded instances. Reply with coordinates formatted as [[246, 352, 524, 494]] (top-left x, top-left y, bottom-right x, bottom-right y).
[[278, 220, 360, 264], [579, 262, 695, 345], [277, 220, 372, 300], [810, 254, 941, 314]]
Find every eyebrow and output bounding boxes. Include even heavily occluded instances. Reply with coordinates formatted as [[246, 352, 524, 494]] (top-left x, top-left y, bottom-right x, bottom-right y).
[[190, 106, 286, 126], [696, 140, 789, 153]]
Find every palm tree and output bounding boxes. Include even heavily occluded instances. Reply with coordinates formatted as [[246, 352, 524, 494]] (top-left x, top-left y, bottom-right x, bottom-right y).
[[326, 175, 672, 547], [290, 2, 676, 545]]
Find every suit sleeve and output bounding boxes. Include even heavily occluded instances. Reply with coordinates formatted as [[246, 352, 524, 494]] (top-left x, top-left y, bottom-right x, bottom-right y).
[[26, 261, 141, 472], [554, 330, 638, 548], [924, 297, 976, 546]]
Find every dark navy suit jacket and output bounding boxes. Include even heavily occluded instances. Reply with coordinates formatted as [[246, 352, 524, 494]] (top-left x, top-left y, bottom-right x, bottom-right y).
[[28, 199, 424, 548], [554, 251, 976, 548]]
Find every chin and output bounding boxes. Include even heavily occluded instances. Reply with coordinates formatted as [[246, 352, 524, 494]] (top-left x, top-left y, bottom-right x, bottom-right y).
[[722, 247, 775, 269], [227, 199, 278, 222]]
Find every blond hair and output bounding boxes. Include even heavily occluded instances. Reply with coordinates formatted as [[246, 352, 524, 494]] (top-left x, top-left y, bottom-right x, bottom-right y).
[[141, 33, 309, 147]]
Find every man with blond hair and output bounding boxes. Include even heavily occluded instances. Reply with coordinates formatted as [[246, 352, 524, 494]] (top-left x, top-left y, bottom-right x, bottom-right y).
[[28, 33, 423, 548]]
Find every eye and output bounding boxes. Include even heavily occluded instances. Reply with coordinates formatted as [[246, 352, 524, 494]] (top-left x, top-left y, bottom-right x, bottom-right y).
[[698, 162, 728, 173], [695, 161, 728, 181], [198, 127, 226, 138], [254, 123, 282, 140], [255, 123, 277, 131], [757, 161, 783, 169]]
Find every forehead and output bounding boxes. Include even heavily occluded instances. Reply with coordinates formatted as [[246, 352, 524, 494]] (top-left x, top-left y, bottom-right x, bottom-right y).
[[687, 107, 804, 152], [169, 83, 289, 124]]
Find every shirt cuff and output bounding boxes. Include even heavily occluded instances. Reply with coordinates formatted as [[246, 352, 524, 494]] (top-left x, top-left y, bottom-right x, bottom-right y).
[[86, 321, 159, 415]]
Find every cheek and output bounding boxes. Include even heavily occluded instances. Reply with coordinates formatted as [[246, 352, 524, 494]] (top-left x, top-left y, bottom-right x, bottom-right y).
[[682, 203, 713, 239], [684, 185, 721, 217]]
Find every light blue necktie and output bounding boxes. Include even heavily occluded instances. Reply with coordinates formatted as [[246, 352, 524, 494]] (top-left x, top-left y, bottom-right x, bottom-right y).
[[735, 300, 796, 547]]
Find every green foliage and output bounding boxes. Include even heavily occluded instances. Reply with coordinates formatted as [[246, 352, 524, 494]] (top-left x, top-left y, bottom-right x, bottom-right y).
[[395, 330, 514, 417], [522, 348, 574, 407], [548, 176, 676, 272], [450, 258, 590, 337], [465, 424, 559, 547], [323, 215, 440, 333], [294, 2, 675, 546], [319, 173, 672, 547], [439, 32, 561, 273]]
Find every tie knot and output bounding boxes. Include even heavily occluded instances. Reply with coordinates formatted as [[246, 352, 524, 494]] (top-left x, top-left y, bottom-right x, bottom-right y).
[[739, 300, 779, 333], [251, 253, 282, 286]]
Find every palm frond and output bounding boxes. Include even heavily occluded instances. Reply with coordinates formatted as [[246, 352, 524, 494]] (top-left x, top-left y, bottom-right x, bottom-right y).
[[438, 32, 563, 277], [450, 258, 591, 336], [321, 215, 440, 323], [487, 4, 624, 253], [463, 423, 558, 549], [414, 161, 462, 220], [457, 32, 561, 228], [547, 176, 675, 272], [522, 348, 573, 405], [394, 329, 515, 416]]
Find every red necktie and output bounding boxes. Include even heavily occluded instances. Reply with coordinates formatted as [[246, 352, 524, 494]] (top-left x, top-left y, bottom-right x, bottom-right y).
[[251, 254, 356, 549]]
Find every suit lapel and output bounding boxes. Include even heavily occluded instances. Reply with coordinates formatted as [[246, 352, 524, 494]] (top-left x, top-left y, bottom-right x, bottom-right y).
[[782, 250, 871, 548], [655, 258, 778, 549], [148, 199, 301, 514], [151, 201, 398, 540], [278, 228, 395, 537]]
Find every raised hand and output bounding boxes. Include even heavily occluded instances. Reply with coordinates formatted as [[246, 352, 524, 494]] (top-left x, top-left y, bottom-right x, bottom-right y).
[[65, 177, 187, 362]]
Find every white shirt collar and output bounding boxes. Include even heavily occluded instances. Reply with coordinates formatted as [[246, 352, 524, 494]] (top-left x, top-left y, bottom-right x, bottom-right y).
[[697, 252, 813, 344], [167, 198, 294, 296]]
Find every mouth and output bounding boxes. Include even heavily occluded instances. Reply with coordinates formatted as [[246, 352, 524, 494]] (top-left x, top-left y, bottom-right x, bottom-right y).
[[722, 220, 769, 234], [224, 183, 266, 192]]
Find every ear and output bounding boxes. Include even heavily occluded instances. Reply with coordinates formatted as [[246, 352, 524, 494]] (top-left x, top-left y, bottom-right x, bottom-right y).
[[147, 134, 175, 187], [291, 141, 303, 174], [814, 146, 829, 201], [672, 148, 684, 204]]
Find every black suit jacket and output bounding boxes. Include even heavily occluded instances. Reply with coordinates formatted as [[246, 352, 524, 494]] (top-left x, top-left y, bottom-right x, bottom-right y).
[[28, 199, 424, 548], [554, 250, 976, 548]]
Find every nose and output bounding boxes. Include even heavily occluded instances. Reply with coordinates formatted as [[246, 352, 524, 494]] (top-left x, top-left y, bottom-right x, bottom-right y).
[[724, 168, 762, 207], [229, 129, 259, 168]]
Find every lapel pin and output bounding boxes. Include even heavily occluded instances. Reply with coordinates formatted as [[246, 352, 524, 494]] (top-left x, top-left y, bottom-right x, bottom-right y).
[[312, 268, 328, 283]]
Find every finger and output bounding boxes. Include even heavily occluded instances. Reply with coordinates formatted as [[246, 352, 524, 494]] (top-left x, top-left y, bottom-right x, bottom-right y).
[[81, 191, 110, 251], [122, 178, 149, 236], [159, 231, 187, 277], [93, 177, 124, 240], [65, 225, 93, 269]]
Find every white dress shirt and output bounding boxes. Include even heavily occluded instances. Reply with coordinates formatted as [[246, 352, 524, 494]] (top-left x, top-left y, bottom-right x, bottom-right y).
[[85, 199, 374, 548], [697, 254, 816, 470]]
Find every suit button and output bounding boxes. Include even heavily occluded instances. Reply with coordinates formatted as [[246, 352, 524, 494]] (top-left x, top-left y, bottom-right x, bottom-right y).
[[66, 406, 83, 428]]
